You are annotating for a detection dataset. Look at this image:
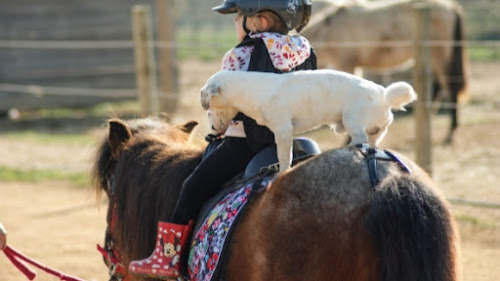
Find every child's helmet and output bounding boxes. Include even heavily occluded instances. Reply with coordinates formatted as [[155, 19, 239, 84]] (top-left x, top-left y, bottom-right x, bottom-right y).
[[213, 0, 312, 32]]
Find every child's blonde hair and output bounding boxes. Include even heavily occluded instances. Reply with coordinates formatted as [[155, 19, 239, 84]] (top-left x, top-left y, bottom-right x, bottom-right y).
[[256, 11, 288, 34]]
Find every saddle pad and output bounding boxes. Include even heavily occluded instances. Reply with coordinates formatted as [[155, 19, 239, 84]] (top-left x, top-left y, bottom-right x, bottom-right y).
[[188, 176, 274, 281]]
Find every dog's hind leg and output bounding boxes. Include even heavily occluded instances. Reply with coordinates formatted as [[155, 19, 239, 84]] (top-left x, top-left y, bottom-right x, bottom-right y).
[[345, 120, 369, 146], [348, 129, 369, 146], [332, 122, 345, 134], [367, 126, 388, 147], [343, 115, 370, 146]]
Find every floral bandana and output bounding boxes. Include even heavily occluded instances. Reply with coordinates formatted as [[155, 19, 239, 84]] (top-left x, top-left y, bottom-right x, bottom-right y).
[[221, 32, 311, 72], [188, 176, 274, 281]]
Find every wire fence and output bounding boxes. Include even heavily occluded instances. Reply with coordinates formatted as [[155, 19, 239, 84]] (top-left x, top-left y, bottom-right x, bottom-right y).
[[1, 39, 500, 49], [1, 24, 499, 208], [1, 38, 498, 108]]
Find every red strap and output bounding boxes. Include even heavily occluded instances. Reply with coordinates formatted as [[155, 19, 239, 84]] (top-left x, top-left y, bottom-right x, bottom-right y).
[[4, 245, 86, 281], [96, 244, 120, 264], [96, 244, 128, 275], [3, 247, 37, 280]]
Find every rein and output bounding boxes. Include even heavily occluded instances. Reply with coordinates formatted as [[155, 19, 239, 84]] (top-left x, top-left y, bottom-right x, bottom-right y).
[[96, 157, 129, 281], [356, 143, 411, 187], [3, 245, 85, 281]]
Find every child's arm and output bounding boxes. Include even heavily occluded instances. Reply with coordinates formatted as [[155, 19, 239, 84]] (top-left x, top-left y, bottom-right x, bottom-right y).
[[0, 222, 6, 250]]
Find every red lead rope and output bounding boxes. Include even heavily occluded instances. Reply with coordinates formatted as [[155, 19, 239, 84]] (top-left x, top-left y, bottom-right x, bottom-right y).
[[96, 201, 129, 279], [2, 245, 86, 281], [96, 244, 128, 275]]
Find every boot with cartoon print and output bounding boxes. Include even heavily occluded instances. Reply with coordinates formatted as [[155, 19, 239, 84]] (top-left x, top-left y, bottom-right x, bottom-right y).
[[129, 220, 194, 280]]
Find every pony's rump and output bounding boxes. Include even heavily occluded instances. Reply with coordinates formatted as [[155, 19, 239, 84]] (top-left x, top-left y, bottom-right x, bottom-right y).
[[365, 176, 460, 281]]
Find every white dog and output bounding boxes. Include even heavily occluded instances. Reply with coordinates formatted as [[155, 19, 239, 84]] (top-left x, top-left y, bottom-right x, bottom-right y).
[[200, 69, 416, 172]]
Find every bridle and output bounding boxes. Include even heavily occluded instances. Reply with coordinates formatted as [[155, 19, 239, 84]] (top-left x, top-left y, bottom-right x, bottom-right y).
[[96, 157, 129, 281]]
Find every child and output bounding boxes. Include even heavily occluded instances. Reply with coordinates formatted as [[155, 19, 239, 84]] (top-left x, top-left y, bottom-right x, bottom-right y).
[[129, 0, 317, 279]]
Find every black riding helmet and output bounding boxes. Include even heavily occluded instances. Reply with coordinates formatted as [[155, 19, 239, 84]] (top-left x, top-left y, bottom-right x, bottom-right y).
[[212, 0, 312, 32]]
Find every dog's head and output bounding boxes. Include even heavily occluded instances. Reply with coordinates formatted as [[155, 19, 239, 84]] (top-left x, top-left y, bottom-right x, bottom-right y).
[[201, 71, 231, 110], [201, 71, 239, 134], [200, 80, 220, 110], [208, 108, 237, 134]]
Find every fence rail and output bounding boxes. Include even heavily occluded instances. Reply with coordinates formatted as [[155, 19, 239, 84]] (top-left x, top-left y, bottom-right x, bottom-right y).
[[1, 39, 499, 49], [0, 83, 136, 98]]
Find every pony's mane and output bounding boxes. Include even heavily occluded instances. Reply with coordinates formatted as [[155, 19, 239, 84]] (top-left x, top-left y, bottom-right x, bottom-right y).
[[91, 117, 204, 264], [91, 117, 201, 198]]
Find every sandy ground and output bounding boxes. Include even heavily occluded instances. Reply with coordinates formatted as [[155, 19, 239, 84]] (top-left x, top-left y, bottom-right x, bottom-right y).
[[0, 60, 499, 281]]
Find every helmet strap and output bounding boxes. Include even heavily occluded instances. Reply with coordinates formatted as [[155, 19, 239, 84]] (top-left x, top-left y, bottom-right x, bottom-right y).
[[242, 16, 251, 35]]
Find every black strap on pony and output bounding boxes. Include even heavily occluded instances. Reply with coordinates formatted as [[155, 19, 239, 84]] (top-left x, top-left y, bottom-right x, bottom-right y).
[[355, 144, 411, 188]]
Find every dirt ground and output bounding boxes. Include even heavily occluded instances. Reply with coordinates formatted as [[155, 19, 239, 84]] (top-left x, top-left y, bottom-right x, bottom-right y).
[[0, 60, 499, 281]]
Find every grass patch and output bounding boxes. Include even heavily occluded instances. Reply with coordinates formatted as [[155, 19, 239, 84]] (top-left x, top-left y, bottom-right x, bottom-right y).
[[29, 101, 141, 120], [0, 166, 89, 188], [469, 46, 500, 62], [455, 213, 499, 229], [88, 101, 142, 117], [3, 131, 95, 146], [177, 27, 237, 61]]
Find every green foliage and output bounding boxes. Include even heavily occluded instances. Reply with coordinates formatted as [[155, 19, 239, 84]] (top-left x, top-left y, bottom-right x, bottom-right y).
[[3, 132, 95, 145], [468, 46, 500, 62], [0, 166, 89, 188], [88, 101, 141, 116], [177, 27, 237, 61], [455, 213, 499, 229], [460, 0, 500, 40], [30, 101, 141, 119]]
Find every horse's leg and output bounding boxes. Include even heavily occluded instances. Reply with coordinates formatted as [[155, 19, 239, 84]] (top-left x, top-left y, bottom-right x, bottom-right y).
[[445, 8, 468, 144], [445, 85, 459, 144], [432, 48, 456, 144]]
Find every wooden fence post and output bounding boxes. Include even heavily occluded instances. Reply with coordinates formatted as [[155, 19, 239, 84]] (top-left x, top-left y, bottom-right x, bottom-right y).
[[132, 5, 159, 117], [156, 0, 180, 116], [413, 4, 433, 175]]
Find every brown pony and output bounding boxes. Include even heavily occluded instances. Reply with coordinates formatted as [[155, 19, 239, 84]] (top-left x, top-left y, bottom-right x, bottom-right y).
[[92, 117, 461, 281], [302, 0, 469, 143]]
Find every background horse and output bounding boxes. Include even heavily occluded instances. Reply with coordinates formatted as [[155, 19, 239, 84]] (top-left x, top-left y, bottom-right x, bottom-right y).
[[92, 117, 461, 281], [302, 0, 469, 143]]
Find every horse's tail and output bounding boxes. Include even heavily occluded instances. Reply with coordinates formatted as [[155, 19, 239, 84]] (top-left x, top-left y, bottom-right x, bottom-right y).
[[449, 7, 468, 104], [383, 82, 417, 111], [365, 177, 460, 281]]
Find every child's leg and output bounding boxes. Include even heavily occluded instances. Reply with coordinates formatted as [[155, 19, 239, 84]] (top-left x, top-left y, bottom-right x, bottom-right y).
[[171, 137, 255, 224], [129, 138, 255, 278]]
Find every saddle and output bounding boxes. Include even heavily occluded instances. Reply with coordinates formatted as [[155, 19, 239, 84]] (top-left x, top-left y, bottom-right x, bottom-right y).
[[187, 137, 320, 281], [196, 137, 320, 227]]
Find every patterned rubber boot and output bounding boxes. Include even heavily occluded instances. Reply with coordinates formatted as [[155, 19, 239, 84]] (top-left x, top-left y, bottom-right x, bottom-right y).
[[129, 220, 194, 280]]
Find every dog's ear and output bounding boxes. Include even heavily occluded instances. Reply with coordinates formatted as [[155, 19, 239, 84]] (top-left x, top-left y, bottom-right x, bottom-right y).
[[200, 81, 221, 110]]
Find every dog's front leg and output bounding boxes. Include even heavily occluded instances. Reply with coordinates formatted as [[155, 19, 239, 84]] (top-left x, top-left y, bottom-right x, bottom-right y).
[[272, 123, 294, 173]]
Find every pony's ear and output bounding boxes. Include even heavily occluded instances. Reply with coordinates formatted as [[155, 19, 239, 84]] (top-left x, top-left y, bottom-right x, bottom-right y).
[[108, 119, 132, 159], [179, 121, 198, 134]]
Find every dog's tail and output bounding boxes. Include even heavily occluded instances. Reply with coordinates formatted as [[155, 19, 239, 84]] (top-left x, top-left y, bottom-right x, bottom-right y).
[[384, 82, 417, 111]]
